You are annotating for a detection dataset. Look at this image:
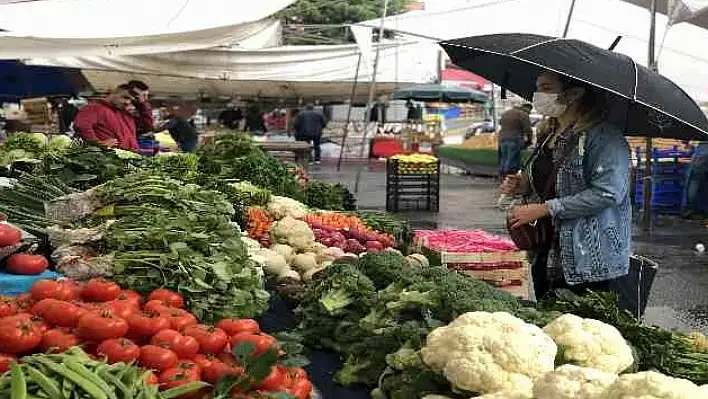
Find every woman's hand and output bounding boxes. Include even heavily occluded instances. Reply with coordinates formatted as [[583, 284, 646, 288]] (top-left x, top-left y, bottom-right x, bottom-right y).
[[501, 174, 525, 195], [508, 204, 550, 229]]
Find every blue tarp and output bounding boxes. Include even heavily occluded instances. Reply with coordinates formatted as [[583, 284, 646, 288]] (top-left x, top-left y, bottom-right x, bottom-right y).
[[0, 60, 92, 102]]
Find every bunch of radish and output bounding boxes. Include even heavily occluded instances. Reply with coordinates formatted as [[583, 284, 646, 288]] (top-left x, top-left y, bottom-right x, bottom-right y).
[[0, 278, 313, 399]]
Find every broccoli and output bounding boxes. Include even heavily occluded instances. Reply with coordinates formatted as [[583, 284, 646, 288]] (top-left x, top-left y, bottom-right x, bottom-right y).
[[308, 262, 376, 315], [356, 252, 422, 289], [385, 347, 424, 371]]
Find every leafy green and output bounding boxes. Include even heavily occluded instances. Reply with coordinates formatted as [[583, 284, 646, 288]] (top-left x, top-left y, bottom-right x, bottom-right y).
[[303, 180, 356, 211]]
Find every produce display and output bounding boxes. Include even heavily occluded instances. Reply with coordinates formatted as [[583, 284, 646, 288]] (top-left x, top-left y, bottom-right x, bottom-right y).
[[1, 132, 708, 399], [0, 279, 313, 399], [389, 154, 439, 174]]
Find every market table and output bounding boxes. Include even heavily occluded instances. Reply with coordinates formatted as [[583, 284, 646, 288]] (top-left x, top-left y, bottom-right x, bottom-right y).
[[258, 289, 371, 399], [256, 142, 313, 166]]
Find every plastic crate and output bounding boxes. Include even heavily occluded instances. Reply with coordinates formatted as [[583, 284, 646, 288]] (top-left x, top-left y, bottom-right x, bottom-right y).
[[386, 158, 440, 178], [634, 145, 694, 160], [386, 194, 439, 212]]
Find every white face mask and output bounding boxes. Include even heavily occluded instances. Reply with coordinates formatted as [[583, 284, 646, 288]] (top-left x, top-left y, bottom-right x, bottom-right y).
[[532, 92, 567, 117]]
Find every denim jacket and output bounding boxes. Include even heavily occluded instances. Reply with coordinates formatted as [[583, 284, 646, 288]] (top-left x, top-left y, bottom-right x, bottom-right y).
[[544, 122, 631, 284]]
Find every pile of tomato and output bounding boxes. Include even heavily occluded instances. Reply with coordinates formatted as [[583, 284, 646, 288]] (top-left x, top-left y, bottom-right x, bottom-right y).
[[0, 278, 313, 399]]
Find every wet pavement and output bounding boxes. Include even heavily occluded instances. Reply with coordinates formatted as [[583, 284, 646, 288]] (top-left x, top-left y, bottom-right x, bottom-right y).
[[311, 161, 708, 333]]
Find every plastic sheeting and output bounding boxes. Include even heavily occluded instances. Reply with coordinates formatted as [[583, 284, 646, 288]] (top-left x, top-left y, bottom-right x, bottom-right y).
[[27, 41, 440, 93], [357, 0, 708, 100], [0, 0, 293, 57], [79, 70, 406, 101]]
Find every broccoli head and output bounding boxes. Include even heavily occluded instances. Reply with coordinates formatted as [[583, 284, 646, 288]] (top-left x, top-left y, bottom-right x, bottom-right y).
[[357, 252, 422, 289]]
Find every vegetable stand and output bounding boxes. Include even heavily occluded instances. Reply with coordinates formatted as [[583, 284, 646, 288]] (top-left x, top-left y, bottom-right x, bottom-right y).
[[0, 132, 703, 399]]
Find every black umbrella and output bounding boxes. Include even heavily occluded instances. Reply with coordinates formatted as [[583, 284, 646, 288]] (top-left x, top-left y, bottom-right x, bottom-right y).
[[393, 83, 488, 103], [440, 33, 708, 141]]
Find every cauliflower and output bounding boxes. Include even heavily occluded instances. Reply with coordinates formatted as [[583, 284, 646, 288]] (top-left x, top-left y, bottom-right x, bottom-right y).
[[420, 311, 557, 395], [269, 216, 315, 251], [700, 384, 708, 395], [543, 314, 634, 374], [291, 253, 318, 272], [533, 365, 616, 399], [271, 244, 295, 263], [253, 248, 289, 275], [603, 371, 703, 399], [267, 196, 308, 219], [475, 390, 533, 399]]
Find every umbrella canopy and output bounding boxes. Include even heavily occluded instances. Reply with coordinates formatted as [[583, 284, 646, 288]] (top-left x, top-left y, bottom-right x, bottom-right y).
[[441, 33, 708, 140], [393, 83, 488, 103]]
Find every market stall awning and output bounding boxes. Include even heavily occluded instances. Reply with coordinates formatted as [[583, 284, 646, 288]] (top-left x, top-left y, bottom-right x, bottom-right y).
[[356, 0, 708, 101], [441, 67, 489, 90], [0, 61, 91, 101], [26, 41, 440, 97], [80, 70, 403, 101], [393, 83, 488, 102], [0, 0, 292, 57]]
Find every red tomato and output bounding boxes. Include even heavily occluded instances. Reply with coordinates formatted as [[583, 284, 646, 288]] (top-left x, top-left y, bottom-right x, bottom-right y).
[[216, 352, 237, 366], [151, 329, 199, 360], [97, 338, 141, 364], [215, 319, 260, 336], [139, 345, 179, 372], [201, 361, 242, 384], [0, 298, 18, 318], [5, 254, 48, 275], [105, 300, 137, 320], [143, 300, 170, 314], [194, 354, 218, 370], [76, 311, 129, 341], [164, 309, 197, 331], [183, 325, 227, 355], [116, 290, 142, 307], [39, 328, 80, 353], [81, 278, 121, 302], [127, 312, 170, 339], [0, 224, 21, 247], [0, 319, 41, 354], [288, 367, 308, 381], [175, 360, 201, 378], [0, 354, 15, 373], [13, 294, 34, 311], [158, 367, 200, 393], [230, 334, 276, 357], [28, 315, 48, 334], [32, 299, 86, 328], [147, 289, 184, 309], [30, 280, 78, 301], [287, 379, 313, 399], [256, 365, 287, 391]]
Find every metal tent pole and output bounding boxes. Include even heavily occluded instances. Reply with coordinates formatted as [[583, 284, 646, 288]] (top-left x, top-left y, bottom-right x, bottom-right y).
[[362, 0, 390, 153], [337, 53, 362, 172], [563, 0, 578, 37], [642, 0, 658, 232]]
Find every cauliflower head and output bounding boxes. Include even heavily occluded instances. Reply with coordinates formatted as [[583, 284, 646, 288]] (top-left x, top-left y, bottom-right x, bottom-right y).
[[533, 364, 616, 399], [420, 311, 557, 395], [270, 216, 315, 249], [475, 389, 533, 399], [603, 371, 703, 399], [543, 314, 634, 374], [267, 196, 308, 219]]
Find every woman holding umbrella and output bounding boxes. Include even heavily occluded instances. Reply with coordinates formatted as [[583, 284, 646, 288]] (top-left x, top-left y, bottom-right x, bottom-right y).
[[502, 71, 632, 299]]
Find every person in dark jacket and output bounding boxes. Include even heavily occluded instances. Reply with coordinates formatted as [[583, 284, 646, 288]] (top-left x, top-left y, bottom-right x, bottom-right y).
[[73, 85, 138, 151], [127, 80, 154, 137], [159, 104, 199, 152], [294, 104, 327, 164], [498, 103, 533, 177], [244, 105, 267, 134], [218, 105, 243, 129]]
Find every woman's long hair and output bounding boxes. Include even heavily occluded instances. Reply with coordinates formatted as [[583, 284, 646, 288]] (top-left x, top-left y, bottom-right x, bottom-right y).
[[559, 77, 609, 133]]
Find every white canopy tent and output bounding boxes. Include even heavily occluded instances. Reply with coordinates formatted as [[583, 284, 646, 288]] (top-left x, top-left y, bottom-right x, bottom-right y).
[[357, 0, 708, 101], [0, 0, 294, 57], [63, 41, 440, 100]]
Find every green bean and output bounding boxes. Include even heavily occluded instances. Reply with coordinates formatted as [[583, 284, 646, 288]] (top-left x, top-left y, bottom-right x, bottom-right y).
[[63, 359, 117, 399], [62, 379, 73, 398], [96, 369, 129, 399], [10, 362, 27, 399], [161, 382, 209, 399], [34, 358, 107, 399], [24, 365, 62, 399]]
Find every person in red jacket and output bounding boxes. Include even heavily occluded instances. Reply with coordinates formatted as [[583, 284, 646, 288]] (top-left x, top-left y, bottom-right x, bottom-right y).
[[127, 80, 154, 137], [73, 84, 139, 151]]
